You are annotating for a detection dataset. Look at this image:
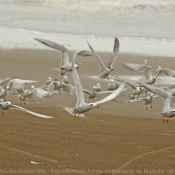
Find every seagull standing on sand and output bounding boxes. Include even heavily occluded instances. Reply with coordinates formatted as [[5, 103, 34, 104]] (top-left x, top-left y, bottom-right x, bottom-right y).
[[35, 38, 93, 75], [140, 83, 175, 123], [60, 50, 125, 118], [108, 79, 117, 91], [62, 75, 69, 84], [95, 83, 101, 92], [86, 37, 120, 79]]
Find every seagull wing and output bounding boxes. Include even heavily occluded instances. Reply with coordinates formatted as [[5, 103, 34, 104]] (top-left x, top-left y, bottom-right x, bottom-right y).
[[63, 84, 76, 97], [145, 67, 153, 80], [94, 81, 125, 105], [72, 50, 86, 106], [77, 50, 94, 57], [125, 81, 137, 90], [86, 39, 106, 73], [123, 63, 151, 73], [157, 68, 175, 77], [10, 105, 53, 118], [140, 83, 170, 99], [108, 37, 120, 68], [140, 83, 171, 113], [7, 79, 38, 90], [35, 38, 70, 65], [0, 76, 13, 86]]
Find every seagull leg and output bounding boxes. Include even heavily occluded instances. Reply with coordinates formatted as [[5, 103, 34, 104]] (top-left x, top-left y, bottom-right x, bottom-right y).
[[2, 110, 5, 115], [163, 116, 165, 123], [77, 114, 80, 119], [166, 118, 169, 123]]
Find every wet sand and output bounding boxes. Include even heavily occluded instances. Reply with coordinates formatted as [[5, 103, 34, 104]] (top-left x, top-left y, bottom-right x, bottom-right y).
[[0, 49, 175, 174]]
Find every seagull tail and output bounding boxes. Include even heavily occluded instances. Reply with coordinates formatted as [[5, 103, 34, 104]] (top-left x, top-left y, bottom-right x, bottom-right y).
[[58, 104, 86, 118]]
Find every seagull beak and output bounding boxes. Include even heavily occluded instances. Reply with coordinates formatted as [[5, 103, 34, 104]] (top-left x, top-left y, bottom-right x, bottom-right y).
[[76, 66, 79, 69], [94, 105, 99, 108]]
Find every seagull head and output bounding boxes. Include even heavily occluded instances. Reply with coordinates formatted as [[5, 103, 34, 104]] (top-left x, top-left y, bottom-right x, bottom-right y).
[[109, 66, 114, 70], [143, 60, 148, 65], [75, 64, 79, 69], [88, 103, 99, 108], [5, 86, 10, 90], [6, 101, 12, 106]]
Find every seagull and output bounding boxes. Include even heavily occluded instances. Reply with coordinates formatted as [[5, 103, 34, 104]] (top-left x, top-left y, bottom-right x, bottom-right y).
[[60, 50, 125, 118], [41, 77, 57, 90], [0, 101, 53, 118], [35, 38, 94, 75], [95, 83, 101, 92], [125, 81, 144, 99], [62, 75, 69, 84], [125, 93, 157, 109], [123, 63, 171, 85], [108, 79, 118, 91], [12, 87, 31, 105], [141, 94, 156, 109], [83, 86, 97, 102], [86, 37, 120, 79], [139, 83, 175, 123], [51, 81, 63, 94], [61, 82, 76, 97]]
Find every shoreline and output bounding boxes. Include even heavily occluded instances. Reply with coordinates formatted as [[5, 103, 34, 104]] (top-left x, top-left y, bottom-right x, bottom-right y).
[[0, 26, 175, 57]]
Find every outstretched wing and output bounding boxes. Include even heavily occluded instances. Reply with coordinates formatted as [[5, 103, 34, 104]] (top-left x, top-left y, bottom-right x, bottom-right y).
[[125, 81, 137, 90], [10, 105, 53, 118], [95, 81, 125, 105], [108, 37, 120, 68], [7, 79, 38, 90], [0, 76, 13, 86], [86, 39, 106, 73], [77, 50, 94, 57], [35, 38, 70, 65], [123, 63, 151, 73], [72, 50, 86, 106]]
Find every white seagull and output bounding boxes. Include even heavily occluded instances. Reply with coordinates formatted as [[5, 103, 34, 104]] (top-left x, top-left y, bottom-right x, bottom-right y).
[[86, 37, 120, 79], [35, 38, 93, 75], [140, 83, 175, 123], [60, 50, 125, 118], [0, 101, 53, 118]]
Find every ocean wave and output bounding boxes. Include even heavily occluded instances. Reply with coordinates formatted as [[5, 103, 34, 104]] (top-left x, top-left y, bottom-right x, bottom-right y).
[[2, 0, 175, 12], [42, 0, 175, 12]]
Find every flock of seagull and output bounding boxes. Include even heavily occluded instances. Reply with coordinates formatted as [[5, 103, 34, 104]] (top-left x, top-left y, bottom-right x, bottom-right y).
[[1, 36, 175, 123]]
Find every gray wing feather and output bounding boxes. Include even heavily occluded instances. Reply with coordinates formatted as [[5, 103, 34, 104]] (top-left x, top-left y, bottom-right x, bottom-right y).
[[35, 38, 70, 65], [86, 39, 106, 73], [95, 81, 125, 105], [108, 37, 120, 68], [10, 105, 53, 118]]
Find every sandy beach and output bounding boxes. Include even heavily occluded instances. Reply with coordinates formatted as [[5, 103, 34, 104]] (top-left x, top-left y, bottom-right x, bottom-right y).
[[0, 49, 175, 174]]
